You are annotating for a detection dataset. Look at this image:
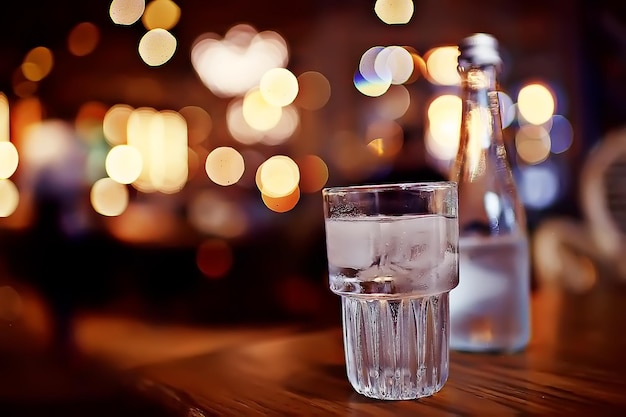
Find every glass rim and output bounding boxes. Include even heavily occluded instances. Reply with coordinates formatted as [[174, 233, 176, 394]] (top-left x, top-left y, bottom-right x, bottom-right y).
[[322, 181, 456, 195]]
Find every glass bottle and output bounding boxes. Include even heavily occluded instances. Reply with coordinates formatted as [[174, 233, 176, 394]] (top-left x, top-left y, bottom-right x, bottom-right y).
[[448, 33, 531, 352]]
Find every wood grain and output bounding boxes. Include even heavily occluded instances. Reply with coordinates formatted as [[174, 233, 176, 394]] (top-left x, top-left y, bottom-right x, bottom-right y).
[[132, 283, 626, 416]]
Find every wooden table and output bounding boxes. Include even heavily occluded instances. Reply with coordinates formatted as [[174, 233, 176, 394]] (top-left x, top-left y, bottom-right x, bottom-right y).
[[131, 282, 626, 416]]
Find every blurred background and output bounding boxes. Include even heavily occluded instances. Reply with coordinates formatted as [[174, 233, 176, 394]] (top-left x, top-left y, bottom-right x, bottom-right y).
[[0, 0, 625, 350]]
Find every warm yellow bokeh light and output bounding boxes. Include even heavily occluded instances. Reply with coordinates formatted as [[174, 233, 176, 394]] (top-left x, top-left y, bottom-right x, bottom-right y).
[[0, 93, 9, 141], [0, 142, 19, 179], [103, 104, 134, 145], [138, 28, 177, 66], [294, 71, 331, 110], [105, 144, 143, 184], [256, 155, 300, 198], [259, 68, 299, 107], [262, 186, 300, 213], [515, 124, 551, 164], [22, 47, 54, 82], [127, 108, 188, 194], [205, 146, 245, 186], [0, 179, 19, 217], [374, 0, 414, 24], [110, 0, 146, 25], [142, 0, 181, 30], [427, 94, 462, 123], [425, 46, 461, 86], [67, 22, 100, 56], [517, 83, 555, 125], [91, 177, 129, 216], [242, 88, 282, 131], [226, 98, 263, 145], [425, 94, 462, 160]]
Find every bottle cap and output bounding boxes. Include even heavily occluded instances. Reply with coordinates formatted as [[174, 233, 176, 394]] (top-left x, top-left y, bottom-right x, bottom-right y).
[[458, 33, 502, 68]]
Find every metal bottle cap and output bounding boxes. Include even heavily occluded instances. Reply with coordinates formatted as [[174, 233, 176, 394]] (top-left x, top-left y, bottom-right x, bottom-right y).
[[458, 33, 502, 68]]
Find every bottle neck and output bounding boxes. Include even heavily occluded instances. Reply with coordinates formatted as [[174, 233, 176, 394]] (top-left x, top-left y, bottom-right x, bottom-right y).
[[452, 64, 508, 182], [450, 63, 527, 235]]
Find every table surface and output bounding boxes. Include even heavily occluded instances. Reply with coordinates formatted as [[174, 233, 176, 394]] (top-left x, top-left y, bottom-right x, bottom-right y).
[[130, 281, 626, 416]]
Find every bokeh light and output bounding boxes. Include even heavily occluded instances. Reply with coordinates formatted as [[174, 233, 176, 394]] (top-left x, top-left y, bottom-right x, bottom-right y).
[[12, 68, 38, 98], [20, 120, 84, 190], [262, 186, 300, 213], [67, 22, 100, 56], [259, 104, 299, 146], [425, 94, 462, 160], [103, 104, 133, 146], [138, 28, 177, 66], [191, 24, 289, 98], [142, 0, 180, 30], [296, 154, 328, 193], [256, 155, 300, 198], [0, 179, 19, 217], [374, 84, 411, 120], [180, 105, 212, 146], [518, 162, 560, 209], [515, 124, 551, 165], [22, 47, 54, 82], [260, 67, 299, 107], [0, 94, 8, 141], [109, 0, 146, 25], [354, 70, 390, 97], [127, 108, 188, 194], [549, 115, 574, 154], [205, 146, 245, 186], [294, 71, 331, 110], [517, 83, 555, 125], [91, 177, 129, 216], [374, 0, 414, 25], [0, 142, 19, 179], [242, 88, 282, 131], [375, 46, 414, 85], [405, 49, 426, 84], [105, 144, 143, 184], [359, 46, 389, 84], [424, 46, 460, 86], [226, 98, 263, 145]]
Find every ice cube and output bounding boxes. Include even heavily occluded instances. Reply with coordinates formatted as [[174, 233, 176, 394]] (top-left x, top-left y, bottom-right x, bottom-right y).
[[382, 215, 448, 271], [325, 219, 378, 270]]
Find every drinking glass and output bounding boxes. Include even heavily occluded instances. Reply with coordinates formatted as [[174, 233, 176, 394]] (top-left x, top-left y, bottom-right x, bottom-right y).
[[322, 181, 458, 400]]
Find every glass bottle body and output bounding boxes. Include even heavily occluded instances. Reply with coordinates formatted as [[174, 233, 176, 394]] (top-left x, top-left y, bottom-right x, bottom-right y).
[[449, 64, 531, 352]]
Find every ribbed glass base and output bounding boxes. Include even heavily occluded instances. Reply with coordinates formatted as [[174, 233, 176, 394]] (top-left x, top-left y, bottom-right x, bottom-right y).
[[341, 293, 450, 400]]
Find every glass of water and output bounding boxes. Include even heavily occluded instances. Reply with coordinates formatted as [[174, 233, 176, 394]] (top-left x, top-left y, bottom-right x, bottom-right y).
[[322, 182, 458, 400]]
